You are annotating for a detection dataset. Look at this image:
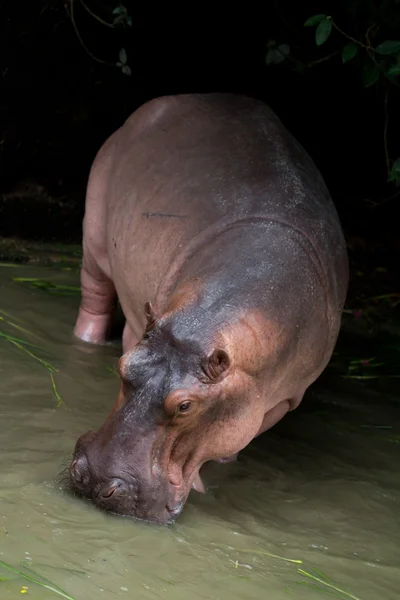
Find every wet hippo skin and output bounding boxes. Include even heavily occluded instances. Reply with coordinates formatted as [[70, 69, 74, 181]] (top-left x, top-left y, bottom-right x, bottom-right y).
[[70, 93, 349, 523]]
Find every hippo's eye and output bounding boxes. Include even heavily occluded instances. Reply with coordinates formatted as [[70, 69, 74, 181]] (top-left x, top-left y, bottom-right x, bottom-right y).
[[178, 401, 191, 413]]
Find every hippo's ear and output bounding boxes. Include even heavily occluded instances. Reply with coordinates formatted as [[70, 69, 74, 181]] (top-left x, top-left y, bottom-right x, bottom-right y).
[[202, 349, 230, 382], [144, 301, 159, 332]]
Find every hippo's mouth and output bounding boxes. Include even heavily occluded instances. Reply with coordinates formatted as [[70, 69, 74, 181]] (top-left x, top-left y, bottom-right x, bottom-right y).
[[164, 471, 205, 521], [166, 501, 185, 520], [191, 471, 205, 493]]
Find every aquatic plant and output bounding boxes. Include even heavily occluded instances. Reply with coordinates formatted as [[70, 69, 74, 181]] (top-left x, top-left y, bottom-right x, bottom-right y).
[[0, 560, 76, 599]]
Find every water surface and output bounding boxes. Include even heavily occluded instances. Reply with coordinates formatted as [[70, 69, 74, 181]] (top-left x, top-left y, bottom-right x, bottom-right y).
[[0, 264, 399, 599]]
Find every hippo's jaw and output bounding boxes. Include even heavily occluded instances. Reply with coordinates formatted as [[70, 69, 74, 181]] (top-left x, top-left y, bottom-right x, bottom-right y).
[[68, 426, 208, 524], [69, 460, 182, 524]]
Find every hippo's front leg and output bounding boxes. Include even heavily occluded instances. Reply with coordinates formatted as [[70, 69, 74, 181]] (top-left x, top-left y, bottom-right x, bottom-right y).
[[74, 253, 117, 345]]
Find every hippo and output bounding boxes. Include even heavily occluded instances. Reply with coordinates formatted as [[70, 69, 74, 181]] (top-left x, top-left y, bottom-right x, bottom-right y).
[[69, 93, 348, 523]]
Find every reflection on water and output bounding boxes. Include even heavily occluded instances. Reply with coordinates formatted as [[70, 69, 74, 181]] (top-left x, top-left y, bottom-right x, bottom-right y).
[[0, 265, 399, 599]]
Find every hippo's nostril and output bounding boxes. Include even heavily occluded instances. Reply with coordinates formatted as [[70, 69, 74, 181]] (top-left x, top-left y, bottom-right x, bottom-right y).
[[70, 455, 90, 487], [97, 478, 125, 503], [99, 485, 117, 499]]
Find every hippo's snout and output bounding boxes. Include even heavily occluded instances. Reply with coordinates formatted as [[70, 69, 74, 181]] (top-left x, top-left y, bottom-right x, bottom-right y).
[[69, 431, 185, 524], [70, 451, 139, 514], [70, 457, 138, 514]]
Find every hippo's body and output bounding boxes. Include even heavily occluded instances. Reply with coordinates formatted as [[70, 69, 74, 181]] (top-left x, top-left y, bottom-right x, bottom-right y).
[[70, 94, 348, 523]]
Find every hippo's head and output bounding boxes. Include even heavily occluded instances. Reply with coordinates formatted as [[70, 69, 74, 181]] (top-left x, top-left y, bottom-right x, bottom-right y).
[[69, 301, 294, 524]]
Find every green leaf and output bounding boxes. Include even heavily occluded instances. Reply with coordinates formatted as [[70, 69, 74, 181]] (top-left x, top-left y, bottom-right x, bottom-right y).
[[266, 44, 290, 66], [387, 65, 400, 76], [266, 49, 280, 65], [342, 43, 358, 63], [315, 18, 332, 46], [362, 62, 380, 87], [278, 43, 290, 56], [388, 158, 400, 183], [304, 14, 326, 27], [119, 48, 127, 64], [122, 65, 132, 76], [375, 41, 400, 55]]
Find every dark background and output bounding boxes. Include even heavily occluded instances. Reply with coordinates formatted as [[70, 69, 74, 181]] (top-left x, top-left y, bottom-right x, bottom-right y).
[[1, 1, 399, 303]]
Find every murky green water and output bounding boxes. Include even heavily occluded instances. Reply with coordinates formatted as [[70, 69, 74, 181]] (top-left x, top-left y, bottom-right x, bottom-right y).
[[0, 264, 399, 600]]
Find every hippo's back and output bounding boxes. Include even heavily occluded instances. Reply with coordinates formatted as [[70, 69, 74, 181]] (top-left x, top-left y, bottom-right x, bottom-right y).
[[105, 93, 348, 335]]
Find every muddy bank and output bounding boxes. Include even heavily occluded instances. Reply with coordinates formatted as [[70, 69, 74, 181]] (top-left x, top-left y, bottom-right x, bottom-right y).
[[0, 237, 82, 267]]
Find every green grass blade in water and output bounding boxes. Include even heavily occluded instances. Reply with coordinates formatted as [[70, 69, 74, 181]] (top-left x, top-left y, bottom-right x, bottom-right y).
[[0, 315, 41, 339], [13, 277, 81, 296], [50, 372, 66, 408], [0, 560, 76, 600], [0, 330, 47, 351], [296, 580, 350, 598], [7, 339, 57, 373], [229, 546, 303, 564], [297, 568, 361, 600]]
